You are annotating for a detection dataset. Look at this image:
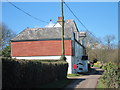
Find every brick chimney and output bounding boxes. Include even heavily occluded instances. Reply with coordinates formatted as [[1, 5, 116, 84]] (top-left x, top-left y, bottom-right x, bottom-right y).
[[57, 17, 63, 25]]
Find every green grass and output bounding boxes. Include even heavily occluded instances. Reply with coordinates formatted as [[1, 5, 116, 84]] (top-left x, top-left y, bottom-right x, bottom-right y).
[[94, 64, 100, 68], [39, 79, 74, 88], [96, 79, 105, 88], [67, 74, 82, 77]]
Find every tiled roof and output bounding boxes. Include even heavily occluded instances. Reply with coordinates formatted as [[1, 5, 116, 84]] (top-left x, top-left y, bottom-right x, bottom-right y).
[[11, 20, 79, 41]]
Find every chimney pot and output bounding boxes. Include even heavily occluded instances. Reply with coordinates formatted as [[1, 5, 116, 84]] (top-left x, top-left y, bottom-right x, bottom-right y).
[[57, 17, 63, 25], [57, 17, 63, 22]]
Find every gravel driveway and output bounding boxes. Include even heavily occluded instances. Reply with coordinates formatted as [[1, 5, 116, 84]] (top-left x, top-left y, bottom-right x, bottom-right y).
[[65, 68, 103, 89]]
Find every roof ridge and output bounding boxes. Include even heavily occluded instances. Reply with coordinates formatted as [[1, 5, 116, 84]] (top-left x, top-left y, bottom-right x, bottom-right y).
[[11, 19, 79, 41]]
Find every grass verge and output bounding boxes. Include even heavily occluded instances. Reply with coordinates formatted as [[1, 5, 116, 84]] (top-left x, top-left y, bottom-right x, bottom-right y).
[[96, 79, 105, 88], [39, 78, 74, 88], [67, 74, 82, 77], [93, 64, 100, 68]]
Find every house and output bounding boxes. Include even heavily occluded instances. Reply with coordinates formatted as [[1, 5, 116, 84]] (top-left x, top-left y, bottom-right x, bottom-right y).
[[11, 17, 88, 74]]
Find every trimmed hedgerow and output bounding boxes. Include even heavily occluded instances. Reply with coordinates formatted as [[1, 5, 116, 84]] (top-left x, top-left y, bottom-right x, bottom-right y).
[[2, 58, 68, 88], [100, 62, 120, 88]]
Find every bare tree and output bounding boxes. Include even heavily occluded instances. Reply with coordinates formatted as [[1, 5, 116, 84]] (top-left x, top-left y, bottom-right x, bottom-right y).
[[83, 31, 101, 58], [85, 34, 118, 63], [0, 23, 15, 49], [104, 35, 115, 49]]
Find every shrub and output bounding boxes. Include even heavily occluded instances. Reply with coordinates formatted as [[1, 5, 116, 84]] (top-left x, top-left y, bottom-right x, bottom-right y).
[[101, 62, 120, 88], [2, 46, 11, 57], [2, 58, 68, 88]]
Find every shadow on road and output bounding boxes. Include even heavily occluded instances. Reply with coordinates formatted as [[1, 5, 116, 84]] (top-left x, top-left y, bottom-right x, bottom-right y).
[[78, 67, 104, 75], [65, 78, 86, 89]]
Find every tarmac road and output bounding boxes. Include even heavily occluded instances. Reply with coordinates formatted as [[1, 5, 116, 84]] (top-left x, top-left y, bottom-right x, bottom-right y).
[[65, 68, 103, 89]]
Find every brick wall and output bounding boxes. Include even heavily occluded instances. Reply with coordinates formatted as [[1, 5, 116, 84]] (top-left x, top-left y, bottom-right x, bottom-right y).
[[11, 40, 72, 56]]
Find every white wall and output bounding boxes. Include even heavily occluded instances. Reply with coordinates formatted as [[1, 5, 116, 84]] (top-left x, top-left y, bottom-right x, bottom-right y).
[[72, 40, 88, 73], [71, 32, 84, 73], [74, 41, 83, 58], [12, 56, 73, 74], [12, 56, 61, 60]]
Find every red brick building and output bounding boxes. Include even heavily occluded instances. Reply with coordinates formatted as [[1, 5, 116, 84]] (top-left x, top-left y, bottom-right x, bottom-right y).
[[11, 17, 88, 74], [11, 40, 72, 57]]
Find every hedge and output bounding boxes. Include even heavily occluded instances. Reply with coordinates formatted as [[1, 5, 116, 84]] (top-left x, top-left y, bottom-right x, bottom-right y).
[[100, 62, 120, 88], [2, 58, 68, 88]]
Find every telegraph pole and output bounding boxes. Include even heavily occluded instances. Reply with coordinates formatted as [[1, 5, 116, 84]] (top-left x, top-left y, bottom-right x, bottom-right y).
[[60, 0, 66, 60]]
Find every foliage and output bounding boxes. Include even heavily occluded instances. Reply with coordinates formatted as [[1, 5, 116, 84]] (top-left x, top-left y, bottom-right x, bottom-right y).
[[101, 62, 120, 88], [87, 47, 118, 63], [2, 46, 11, 57], [2, 58, 68, 88], [96, 79, 105, 88]]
